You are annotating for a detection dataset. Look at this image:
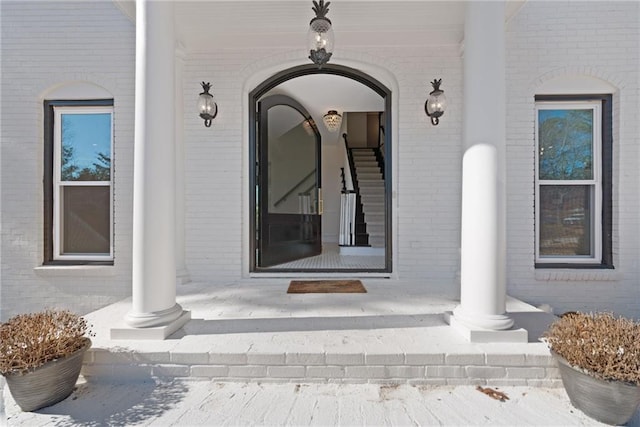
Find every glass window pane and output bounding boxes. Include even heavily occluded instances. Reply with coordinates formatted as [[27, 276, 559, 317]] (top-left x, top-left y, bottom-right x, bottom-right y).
[[538, 109, 593, 180], [267, 105, 317, 214], [61, 186, 110, 255], [61, 113, 111, 181], [539, 185, 592, 257]]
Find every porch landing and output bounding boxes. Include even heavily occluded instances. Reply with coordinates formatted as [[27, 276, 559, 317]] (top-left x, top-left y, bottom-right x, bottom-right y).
[[82, 280, 561, 386]]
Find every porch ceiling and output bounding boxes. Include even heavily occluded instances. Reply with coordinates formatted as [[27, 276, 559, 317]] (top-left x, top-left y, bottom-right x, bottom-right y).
[[114, 1, 526, 52]]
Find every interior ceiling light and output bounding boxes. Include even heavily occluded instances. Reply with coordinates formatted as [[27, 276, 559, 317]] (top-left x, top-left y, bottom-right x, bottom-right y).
[[322, 110, 342, 132]]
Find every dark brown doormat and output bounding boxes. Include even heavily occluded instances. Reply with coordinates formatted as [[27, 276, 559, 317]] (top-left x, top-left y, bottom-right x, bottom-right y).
[[287, 280, 367, 294]]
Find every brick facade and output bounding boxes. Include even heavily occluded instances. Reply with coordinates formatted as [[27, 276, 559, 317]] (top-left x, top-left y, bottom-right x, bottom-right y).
[[1, 1, 638, 320]]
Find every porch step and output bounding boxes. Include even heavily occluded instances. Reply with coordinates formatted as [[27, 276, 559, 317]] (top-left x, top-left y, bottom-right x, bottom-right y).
[[81, 288, 560, 386]]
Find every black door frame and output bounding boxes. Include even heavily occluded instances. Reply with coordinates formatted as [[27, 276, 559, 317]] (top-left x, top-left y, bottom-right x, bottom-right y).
[[257, 94, 322, 267], [249, 63, 392, 272]]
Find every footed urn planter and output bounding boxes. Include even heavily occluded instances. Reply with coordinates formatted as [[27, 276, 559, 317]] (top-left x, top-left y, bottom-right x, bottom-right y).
[[552, 351, 640, 426], [4, 338, 91, 412]]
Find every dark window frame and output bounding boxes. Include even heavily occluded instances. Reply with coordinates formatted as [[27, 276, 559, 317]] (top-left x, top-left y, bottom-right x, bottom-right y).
[[534, 94, 613, 269], [43, 99, 114, 266]]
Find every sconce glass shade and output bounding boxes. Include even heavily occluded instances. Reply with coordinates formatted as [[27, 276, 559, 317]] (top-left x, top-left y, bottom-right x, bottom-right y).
[[425, 79, 446, 126], [197, 82, 218, 127], [308, 0, 334, 67], [322, 110, 342, 132]]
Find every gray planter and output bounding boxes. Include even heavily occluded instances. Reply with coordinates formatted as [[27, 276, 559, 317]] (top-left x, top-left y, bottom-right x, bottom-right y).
[[552, 350, 640, 425], [4, 338, 91, 412]]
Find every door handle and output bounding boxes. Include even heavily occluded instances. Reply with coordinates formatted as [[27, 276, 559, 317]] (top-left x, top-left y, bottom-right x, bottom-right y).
[[318, 188, 323, 215]]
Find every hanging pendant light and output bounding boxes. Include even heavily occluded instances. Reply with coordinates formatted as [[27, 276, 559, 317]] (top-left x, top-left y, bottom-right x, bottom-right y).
[[308, 0, 334, 68], [323, 110, 342, 132]]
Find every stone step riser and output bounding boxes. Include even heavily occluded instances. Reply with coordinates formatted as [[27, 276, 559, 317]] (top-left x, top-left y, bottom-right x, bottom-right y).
[[81, 350, 559, 386]]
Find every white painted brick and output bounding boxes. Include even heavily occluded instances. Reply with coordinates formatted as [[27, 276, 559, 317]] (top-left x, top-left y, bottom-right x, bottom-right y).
[[153, 365, 190, 377], [344, 366, 388, 379], [247, 353, 285, 365], [465, 366, 507, 379], [1, 0, 638, 323], [365, 353, 404, 365], [306, 366, 345, 378], [325, 353, 364, 366], [228, 365, 267, 378], [426, 366, 466, 378], [385, 366, 425, 378], [404, 353, 445, 365], [485, 354, 526, 366], [132, 352, 171, 364], [209, 353, 248, 365], [190, 365, 230, 378], [171, 352, 209, 365], [93, 350, 133, 365], [445, 354, 485, 366], [505, 367, 546, 379], [267, 366, 306, 378], [285, 353, 325, 366], [525, 354, 556, 367]]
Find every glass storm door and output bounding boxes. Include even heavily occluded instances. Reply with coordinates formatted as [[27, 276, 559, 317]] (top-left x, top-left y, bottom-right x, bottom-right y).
[[257, 94, 322, 267]]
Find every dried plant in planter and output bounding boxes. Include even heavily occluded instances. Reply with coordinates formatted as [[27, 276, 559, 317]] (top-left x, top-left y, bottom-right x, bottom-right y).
[[0, 310, 92, 375], [543, 312, 640, 385]]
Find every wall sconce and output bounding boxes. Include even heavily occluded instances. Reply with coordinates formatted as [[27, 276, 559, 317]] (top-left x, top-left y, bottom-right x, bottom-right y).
[[323, 110, 342, 132], [197, 82, 218, 127], [308, 0, 334, 68], [425, 79, 447, 126]]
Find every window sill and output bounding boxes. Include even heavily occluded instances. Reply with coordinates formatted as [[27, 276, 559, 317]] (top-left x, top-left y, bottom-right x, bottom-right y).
[[534, 269, 620, 282], [34, 265, 117, 277]]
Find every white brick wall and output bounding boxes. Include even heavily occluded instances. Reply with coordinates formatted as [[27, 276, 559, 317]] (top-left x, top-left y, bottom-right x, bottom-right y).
[[1, 1, 638, 320], [0, 1, 135, 320], [505, 1, 640, 318]]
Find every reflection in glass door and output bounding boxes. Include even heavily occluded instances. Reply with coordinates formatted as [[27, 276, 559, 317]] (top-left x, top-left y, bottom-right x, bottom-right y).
[[257, 95, 322, 267]]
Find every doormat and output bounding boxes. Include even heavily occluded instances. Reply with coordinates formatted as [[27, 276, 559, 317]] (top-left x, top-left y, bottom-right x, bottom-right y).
[[287, 280, 367, 294]]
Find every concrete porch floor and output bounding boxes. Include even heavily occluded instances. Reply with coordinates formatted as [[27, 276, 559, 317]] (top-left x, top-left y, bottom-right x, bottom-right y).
[[81, 279, 563, 387]]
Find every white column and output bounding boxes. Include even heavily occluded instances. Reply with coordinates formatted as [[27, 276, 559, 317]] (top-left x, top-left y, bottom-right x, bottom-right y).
[[175, 45, 190, 285], [123, 0, 188, 331], [452, 1, 517, 335]]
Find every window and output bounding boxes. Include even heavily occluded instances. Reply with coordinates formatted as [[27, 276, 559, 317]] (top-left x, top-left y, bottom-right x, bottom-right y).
[[535, 95, 612, 268], [44, 100, 114, 264]]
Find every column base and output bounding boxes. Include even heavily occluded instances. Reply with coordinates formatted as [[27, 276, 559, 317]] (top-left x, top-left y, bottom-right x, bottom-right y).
[[112, 310, 191, 340], [444, 310, 528, 343], [124, 302, 186, 328]]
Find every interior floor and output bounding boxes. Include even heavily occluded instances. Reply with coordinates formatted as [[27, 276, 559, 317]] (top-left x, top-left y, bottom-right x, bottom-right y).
[[270, 243, 385, 270]]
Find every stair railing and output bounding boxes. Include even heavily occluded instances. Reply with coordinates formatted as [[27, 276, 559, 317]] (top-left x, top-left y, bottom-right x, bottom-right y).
[[274, 169, 316, 207]]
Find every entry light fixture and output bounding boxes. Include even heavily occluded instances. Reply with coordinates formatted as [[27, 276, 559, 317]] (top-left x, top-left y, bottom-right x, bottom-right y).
[[302, 118, 317, 136], [322, 110, 342, 132], [425, 78, 447, 126], [308, 0, 334, 68], [197, 82, 218, 127]]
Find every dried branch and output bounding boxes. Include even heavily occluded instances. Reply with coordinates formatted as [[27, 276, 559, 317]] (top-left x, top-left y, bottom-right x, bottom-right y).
[[0, 310, 93, 375], [543, 312, 640, 385]]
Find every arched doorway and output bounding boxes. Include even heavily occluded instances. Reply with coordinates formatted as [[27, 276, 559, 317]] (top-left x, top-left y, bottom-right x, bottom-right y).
[[249, 64, 392, 272]]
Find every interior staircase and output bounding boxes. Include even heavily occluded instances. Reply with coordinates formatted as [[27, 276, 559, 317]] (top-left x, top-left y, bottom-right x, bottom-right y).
[[351, 148, 385, 248]]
